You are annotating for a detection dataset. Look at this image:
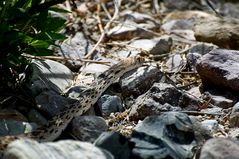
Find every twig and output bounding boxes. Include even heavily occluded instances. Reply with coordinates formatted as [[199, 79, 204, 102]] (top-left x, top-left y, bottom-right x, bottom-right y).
[[21, 53, 111, 65], [84, 0, 122, 59], [179, 110, 224, 116]]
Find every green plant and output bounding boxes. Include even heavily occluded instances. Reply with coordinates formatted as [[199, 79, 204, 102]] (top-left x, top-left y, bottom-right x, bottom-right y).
[[0, 0, 66, 90]]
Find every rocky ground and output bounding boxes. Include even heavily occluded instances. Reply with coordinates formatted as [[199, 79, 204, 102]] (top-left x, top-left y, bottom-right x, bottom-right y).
[[1, 0, 239, 159]]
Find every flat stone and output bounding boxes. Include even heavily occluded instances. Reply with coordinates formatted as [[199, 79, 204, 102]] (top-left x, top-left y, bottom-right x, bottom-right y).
[[196, 49, 239, 92], [71, 116, 107, 143], [130, 112, 196, 159], [3, 139, 113, 159], [200, 138, 239, 159], [97, 95, 123, 117]]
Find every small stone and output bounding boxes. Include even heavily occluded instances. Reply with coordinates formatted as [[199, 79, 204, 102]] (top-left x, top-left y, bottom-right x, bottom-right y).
[[71, 116, 107, 143], [201, 120, 219, 135], [97, 95, 123, 117], [200, 138, 239, 159], [95, 132, 132, 159], [165, 53, 185, 72], [149, 36, 173, 55], [230, 102, 239, 127], [130, 112, 196, 159], [189, 116, 212, 146], [120, 66, 163, 98]]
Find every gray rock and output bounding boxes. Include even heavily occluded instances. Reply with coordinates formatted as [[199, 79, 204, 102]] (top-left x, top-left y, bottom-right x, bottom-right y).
[[201, 120, 219, 135], [71, 116, 107, 143], [196, 49, 239, 92], [230, 102, 239, 127], [200, 138, 239, 159], [97, 95, 123, 117], [189, 116, 212, 147], [163, 0, 203, 10], [228, 128, 239, 138], [161, 19, 195, 32], [220, 2, 239, 19], [107, 21, 157, 40], [188, 43, 218, 56], [187, 43, 218, 71], [150, 36, 173, 55], [54, 32, 96, 69], [3, 139, 113, 159], [165, 54, 185, 72], [35, 90, 76, 118], [27, 59, 74, 96], [130, 112, 196, 159], [129, 82, 202, 121], [120, 66, 164, 98], [95, 132, 132, 159], [0, 120, 38, 136], [28, 109, 48, 126]]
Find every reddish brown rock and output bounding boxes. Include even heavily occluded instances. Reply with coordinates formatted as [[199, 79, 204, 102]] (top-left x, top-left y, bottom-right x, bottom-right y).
[[196, 49, 239, 92]]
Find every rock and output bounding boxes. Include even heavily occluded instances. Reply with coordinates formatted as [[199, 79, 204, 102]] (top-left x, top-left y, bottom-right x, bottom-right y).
[[165, 53, 184, 72], [188, 43, 218, 56], [35, 90, 76, 118], [228, 128, 239, 138], [71, 116, 107, 143], [129, 82, 202, 121], [0, 120, 38, 136], [130, 112, 196, 159], [107, 21, 157, 40], [161, 19, 195, 32], [120, 66, 164, 98], [219, 2, 239, 19], [28, 109, 48, 126], [27, 59, 74, 96], [149, 36, 173, 55], [121, 11, 159, 24], [163, 11, 212, 24], [97, 95, 123, 117], [95, 132, 132, 159], [189, 116, 212, 146], [53, 32, 96, 70], [200, 138, 239, 159], [230, 102, 239, 127], [196, 49, 239, 92], [3, 139, 113, 159], [194, 17, 239, 49], [201, 120, 219, 135], [187, 43, 218, 71]]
